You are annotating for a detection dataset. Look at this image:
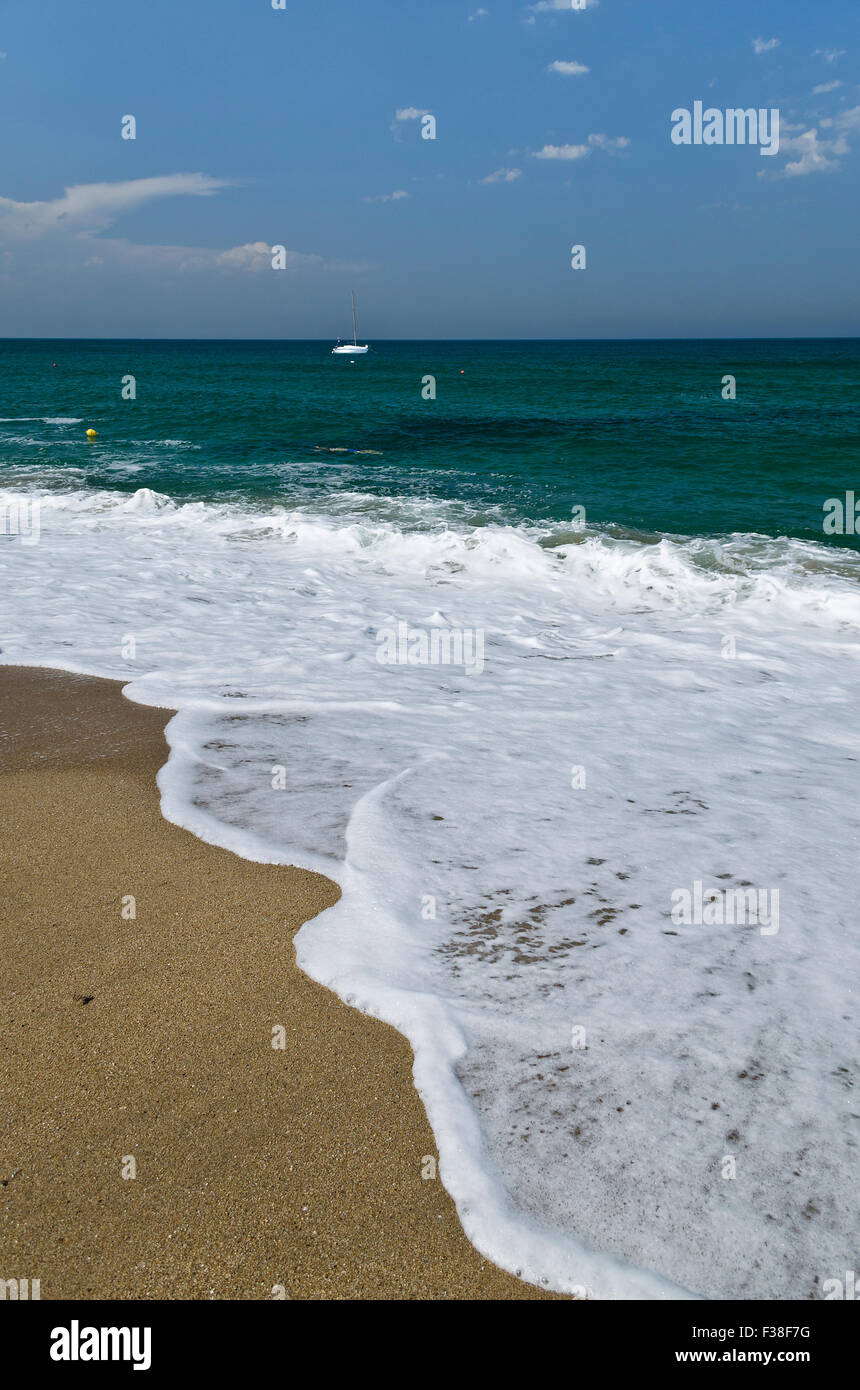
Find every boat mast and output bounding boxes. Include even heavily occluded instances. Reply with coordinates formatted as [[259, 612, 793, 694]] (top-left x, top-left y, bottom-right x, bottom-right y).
[[351, 290, 358, 346]]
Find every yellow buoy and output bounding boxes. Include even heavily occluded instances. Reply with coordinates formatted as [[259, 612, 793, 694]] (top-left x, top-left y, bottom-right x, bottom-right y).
[[86, 428, 98, 439]]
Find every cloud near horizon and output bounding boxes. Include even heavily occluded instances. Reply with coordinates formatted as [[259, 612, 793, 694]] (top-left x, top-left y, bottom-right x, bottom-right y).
[[0, 174, 230, 241], [0, 175, 365, 276]]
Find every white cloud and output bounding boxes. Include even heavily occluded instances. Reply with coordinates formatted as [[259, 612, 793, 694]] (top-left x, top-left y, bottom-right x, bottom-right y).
[[468, 7, 489, 18], [814, 48, 846, 63], [529, 0, 598, 12], [78, 237, 362, 276], [391, 106, 432, 137], [0, 174, 229, 242], [587, 132, 630, 151], [752, 37, 781, 55], [812, 80, 843, 94], [547, 60, 589, 75], [480, 167, 522, 183], [213, 243, 343, 274], [759, 106, 860, 178], [533, 132, 629, 160], [773, 129, 843, 177], [362, 189, 410, 203], [836, 106, 860, 132], [533, 143, 590, 160]]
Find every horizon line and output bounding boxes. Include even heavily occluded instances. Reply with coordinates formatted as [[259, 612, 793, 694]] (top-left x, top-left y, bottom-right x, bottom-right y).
[[1, 334, 858, 344]]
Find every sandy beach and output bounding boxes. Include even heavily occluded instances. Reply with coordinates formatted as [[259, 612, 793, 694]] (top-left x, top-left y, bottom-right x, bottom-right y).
[[0, 666, 555, 1300]]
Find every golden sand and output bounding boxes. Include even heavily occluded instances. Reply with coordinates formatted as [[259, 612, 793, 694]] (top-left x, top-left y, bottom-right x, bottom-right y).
[[0, 667, 555, 1300]]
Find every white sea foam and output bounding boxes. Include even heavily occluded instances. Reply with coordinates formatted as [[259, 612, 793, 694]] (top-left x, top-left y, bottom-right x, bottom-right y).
[[127, 439, 202, 448], [1, 482, 858, 1299]]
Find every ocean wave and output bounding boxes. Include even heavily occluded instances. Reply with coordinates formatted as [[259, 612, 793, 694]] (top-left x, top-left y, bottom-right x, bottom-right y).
[[6, 482, 858, 623]]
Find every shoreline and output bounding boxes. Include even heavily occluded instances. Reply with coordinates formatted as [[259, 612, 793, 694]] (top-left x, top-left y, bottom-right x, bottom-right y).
[[0, 666, 556, 1300]]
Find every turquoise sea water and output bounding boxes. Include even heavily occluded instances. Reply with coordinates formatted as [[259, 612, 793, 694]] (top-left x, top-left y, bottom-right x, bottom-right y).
[[0, 338, 857, 545]]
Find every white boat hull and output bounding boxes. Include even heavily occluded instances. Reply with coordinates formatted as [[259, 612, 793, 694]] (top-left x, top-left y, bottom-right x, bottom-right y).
[[332, 344, 369, 354]]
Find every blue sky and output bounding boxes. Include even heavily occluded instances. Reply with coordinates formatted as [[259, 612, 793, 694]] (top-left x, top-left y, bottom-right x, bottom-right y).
[[0, 0, 857, 337]]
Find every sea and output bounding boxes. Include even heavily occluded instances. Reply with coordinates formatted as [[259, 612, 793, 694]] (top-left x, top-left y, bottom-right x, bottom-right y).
[[1, 337, 858, 1299]]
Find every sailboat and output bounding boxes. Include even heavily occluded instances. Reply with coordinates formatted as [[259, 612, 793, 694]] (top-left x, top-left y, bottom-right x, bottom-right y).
[[332, 291, 369, 355]]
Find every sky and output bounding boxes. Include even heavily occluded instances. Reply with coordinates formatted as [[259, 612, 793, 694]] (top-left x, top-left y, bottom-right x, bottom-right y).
[[0, 0, 857, 338]]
